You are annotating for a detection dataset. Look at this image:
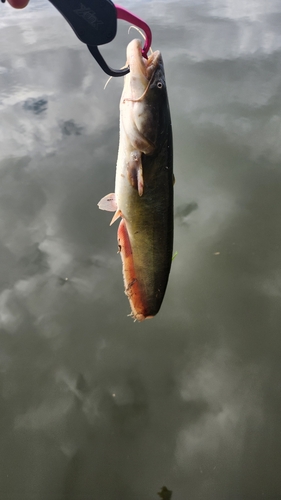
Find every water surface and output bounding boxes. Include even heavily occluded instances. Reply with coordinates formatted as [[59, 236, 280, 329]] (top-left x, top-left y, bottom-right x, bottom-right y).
[[1, 1, 281, 499]]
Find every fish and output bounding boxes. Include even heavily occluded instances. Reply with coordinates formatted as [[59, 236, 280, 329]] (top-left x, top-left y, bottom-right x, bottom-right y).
[[98, 39, 173, 321]]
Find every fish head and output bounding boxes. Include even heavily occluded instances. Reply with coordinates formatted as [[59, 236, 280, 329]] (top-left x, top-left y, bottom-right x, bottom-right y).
[[121, 39, 170, 154]]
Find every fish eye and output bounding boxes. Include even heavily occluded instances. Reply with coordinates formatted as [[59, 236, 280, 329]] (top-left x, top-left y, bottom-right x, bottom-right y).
[[157, 81, 163, 89]]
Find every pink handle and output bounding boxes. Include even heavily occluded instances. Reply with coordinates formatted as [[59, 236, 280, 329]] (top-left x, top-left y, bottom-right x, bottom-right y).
[[115, 5, 152, 58]]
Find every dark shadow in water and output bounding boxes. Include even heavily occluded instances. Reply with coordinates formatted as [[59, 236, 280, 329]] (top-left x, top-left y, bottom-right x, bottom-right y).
[[175, 202, 198, 222], [19, 244, 49, 277], [23, 97, 48, 115], [60, 119, 83, 136], [158, 486, 172, 499]]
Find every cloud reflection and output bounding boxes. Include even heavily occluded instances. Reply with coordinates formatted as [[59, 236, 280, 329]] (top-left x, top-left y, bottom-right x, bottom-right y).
[[1, 1, 281, 499]]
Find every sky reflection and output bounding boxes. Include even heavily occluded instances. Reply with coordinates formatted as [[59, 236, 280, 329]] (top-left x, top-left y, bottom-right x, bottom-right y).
[[1, 1, 281, 499]]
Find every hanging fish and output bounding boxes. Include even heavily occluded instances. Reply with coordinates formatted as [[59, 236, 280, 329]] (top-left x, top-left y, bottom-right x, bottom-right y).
[[98, 39, 173, 321]]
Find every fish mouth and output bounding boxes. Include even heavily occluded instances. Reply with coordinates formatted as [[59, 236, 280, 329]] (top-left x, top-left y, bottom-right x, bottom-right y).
[[121, 39, 164, 154], [125, 39, 161, 99]]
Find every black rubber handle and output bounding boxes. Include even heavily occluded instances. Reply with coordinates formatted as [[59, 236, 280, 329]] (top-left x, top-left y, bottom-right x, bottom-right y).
[[48, 0, 117, 46]]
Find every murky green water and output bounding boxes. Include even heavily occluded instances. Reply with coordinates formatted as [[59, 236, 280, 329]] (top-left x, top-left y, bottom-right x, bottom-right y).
[[1, 1, 281, 499]]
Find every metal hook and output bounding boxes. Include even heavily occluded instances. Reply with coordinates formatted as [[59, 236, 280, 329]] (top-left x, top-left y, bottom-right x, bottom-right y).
[[87, 45, 130, 77], [115, 5, 152, 59]]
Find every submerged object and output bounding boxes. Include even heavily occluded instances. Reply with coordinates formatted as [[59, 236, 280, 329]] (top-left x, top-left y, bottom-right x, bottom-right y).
[[158, 486, 173, 500], [99, 39, 173, 321]]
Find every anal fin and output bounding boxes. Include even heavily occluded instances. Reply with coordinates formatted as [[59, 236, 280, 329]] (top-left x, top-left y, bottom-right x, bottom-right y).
[[117, 219, 150, 321]]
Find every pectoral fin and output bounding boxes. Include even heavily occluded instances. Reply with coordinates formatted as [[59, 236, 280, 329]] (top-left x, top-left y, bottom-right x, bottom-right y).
[[137, 163, 144, 196], [127, 151, 144, 196], [98, 193, 117, 212]]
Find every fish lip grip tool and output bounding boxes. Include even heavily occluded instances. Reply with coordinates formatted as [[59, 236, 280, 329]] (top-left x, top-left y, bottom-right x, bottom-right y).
[[1, 0, 152, 75], [48, 0, 152, 76]]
